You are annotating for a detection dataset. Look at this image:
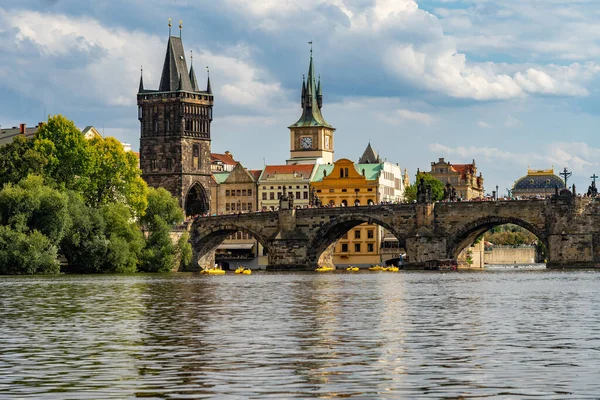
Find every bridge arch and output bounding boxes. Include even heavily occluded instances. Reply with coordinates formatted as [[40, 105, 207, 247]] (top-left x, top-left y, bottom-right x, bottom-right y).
[[189, 222, 271, 268], [447, 215, 549, 259], [306, 213, 407, 265]]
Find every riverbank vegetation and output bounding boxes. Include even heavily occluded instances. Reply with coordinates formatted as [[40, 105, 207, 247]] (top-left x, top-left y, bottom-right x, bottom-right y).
[[0, 115, 192, 275]]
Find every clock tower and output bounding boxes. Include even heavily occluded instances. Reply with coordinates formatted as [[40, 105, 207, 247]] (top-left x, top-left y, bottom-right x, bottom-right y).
[[287, 48, 335, 165]]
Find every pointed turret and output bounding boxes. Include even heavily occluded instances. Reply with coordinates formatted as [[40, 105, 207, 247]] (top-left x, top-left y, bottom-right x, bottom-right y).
[[189, 64, 199, 91], [206, 75, 212, 94], [138, 68, 144, 93], [159, 36, 193, 92], [317, 75, 323, 109], [301, 75, 306, 109], [289, 48, 332, 129], [358, 142, 381, 164]]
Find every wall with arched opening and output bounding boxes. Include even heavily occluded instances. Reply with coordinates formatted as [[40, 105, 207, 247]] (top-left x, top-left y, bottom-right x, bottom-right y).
[[190, 223, 271, 270], [306, 214, 407, 267], [185, 182, 209, 217], [447, 216, 549, 267]]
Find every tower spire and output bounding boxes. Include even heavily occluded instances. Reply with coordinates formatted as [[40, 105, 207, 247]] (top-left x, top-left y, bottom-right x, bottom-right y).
[[289, 41, 332, 129], [189, 50, 199, 91], [179, 20, 182, 38], [168, 18, 172, 36], [206, 66, 212, 94], [138, 66, 144, 93], [301, 74, 306, 108]]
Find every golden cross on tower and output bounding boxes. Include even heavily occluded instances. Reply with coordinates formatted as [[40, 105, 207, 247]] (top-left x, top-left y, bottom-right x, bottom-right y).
[[179, 20, 183, 37], [168, 18, 172, 36]]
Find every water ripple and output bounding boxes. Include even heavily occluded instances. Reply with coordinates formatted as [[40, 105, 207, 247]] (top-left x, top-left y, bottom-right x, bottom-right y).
[[0, 271, 599, 398]]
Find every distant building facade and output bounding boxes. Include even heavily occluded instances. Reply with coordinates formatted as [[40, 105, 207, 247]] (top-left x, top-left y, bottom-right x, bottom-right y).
[[512, 167, 565, 198], [258, 164, 315, 210], [211, 151, 237, 172], [427, 157, 484, 200], [137, 31, 214, 216]]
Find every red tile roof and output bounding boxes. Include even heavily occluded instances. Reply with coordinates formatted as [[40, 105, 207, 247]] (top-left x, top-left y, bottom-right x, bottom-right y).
[[450, 164, 474, 179], [262, 164, 315, 179], [249, 169, 263, 181], [211, 153, 236, 165]]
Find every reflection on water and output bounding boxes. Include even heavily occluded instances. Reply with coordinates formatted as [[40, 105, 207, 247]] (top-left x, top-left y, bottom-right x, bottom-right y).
[[1, 270, 600, 398]]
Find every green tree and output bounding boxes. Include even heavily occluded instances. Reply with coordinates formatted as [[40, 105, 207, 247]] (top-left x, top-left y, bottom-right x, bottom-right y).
[[0, 226, 60, 275], [139, 187, 187, 273], [404, 173, 445, 202], [0, 175, 69, 244], [86, 136, 148, 217], [33, 115, 92, 192], [0, 135, 48, 188], [60, 193, 144, 274]]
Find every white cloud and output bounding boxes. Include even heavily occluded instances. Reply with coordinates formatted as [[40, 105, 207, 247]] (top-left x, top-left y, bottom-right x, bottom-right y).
[[504, 115, 523, 128], [0, 9, 286, 111], [477, 121, 492, 129]]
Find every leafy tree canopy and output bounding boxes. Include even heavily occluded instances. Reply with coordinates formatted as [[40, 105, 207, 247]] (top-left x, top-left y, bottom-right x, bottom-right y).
[[404, 173, 445, 202]]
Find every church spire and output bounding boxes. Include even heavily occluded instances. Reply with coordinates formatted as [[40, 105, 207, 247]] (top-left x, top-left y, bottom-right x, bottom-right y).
[[206, 66, 212, 94], [138, 66, 144, 93], [189, 50, 199, 91], [158, 29, 193, 92], [289, 43, 332, 129]]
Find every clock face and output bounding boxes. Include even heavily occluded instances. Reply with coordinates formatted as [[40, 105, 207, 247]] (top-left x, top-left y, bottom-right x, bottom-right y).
[[301, 137, 313, 149]]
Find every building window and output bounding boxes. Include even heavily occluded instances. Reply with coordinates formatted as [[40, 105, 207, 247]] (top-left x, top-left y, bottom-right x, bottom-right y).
[[242, 203, 247, 211], [270, 192, 275, 200], [355, 230, 361, 239], [295, 192, 300, 199], [153, 119, 158, 132], [341, 243, 349, 252], [354, 243, 361, 252], [277, 192, 282, 199], [303, 191, 308, 199], [367, 243, 374, 252], [242, 189, 247, 196], [248, 203, 253, 211], [262, 192, 267, 200], [236, 190, 241, 196], [368, 188, 373, 192], [226, 190, 230, 196], [248, 189, 252, 197], [340, 168, 344, 178], [167, 158, 173, 170], [367, 230, 374, 239], [342, 189, 347, 192], [226, 203, 230, 211], [192, 145, 199, 169], [165, 119, 170, 131]]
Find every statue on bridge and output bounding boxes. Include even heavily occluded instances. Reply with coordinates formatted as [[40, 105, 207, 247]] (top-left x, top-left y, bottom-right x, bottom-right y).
[[417, 177, 432, 204], [588, 174, 598, 197], [443, 183, 457, 202], [309, 187, 321, 207]]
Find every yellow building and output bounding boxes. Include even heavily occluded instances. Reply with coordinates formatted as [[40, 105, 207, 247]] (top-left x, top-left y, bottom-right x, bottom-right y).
[[311, 158, 382, 265]]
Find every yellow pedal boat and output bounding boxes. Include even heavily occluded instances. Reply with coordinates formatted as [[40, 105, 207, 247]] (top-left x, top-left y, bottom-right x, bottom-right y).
[[235, 266, 252, 275], [386, 266, 399, 272], [368, 265, 384, 271], [201, 268, 226, 275], [316, 266, 335, 272], [346, 266, 359, 271]]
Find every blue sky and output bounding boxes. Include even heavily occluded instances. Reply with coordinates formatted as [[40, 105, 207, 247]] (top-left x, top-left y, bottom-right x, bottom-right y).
[[2, 0, 600, 195]]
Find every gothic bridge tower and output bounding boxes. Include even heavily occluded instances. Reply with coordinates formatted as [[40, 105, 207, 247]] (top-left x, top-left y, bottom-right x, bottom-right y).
[[287, 46, 335, 165], [138, 24, 213, 216]]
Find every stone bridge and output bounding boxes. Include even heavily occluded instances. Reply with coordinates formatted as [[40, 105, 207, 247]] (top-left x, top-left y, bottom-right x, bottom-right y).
[[189, 196, 600, 270]]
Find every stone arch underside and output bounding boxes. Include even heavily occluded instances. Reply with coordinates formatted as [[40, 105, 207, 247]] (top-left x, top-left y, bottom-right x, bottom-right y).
[[190, 223, 271, 266], [447, 215, 548, 259], [185, 182, 209, 217], [306, 215, 407, 265]]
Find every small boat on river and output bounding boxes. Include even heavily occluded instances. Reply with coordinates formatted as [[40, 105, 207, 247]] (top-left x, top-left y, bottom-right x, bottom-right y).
[[368, 265, 385, 271], [201, 267, 226, 275], [316, 265, 335, 272], [235, 266, 252, 275], [346, 266, 359, 271]]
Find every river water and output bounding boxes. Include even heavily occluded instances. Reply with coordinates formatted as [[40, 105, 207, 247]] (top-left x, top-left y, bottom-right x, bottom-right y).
[[1, 269, 599, 398]]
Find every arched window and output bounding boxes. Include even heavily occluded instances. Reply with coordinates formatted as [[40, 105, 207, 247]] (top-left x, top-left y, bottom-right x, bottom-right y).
[[340, 168, 344, 178], [165, 119, 170, 132], [341, 199, 348, 207], [345, 168, 349, 177]]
